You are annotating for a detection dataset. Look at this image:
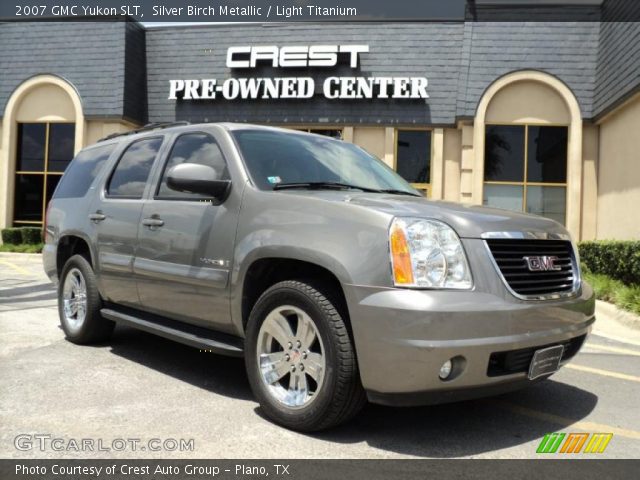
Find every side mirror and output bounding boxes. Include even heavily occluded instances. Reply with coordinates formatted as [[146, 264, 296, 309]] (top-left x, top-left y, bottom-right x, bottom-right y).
[[167, 163, 231, 201]]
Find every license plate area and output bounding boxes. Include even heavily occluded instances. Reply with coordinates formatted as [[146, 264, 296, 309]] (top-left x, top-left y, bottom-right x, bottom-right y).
[[528, 345, 564, 380]]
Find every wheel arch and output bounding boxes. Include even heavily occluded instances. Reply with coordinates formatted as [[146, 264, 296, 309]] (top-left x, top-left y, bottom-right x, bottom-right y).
[[56, 233, 96, 277], [237, 255, 352, 337]]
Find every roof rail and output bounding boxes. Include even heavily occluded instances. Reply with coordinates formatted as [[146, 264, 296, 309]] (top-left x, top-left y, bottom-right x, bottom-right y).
[[98, 121, 191, 142]]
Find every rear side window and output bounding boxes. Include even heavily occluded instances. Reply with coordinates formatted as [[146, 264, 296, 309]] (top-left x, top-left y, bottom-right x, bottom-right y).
[[53, 144, 116, 199], [156, 133, 229, 199], [107, 137, 163, 198]]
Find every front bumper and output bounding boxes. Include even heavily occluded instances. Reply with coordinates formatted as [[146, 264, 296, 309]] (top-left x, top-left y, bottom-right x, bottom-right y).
[[344, 282, 595, 406]]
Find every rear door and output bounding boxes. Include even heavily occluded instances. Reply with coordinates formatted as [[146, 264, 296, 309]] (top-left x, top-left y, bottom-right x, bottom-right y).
[[134, 131, 240, 333], [90, 136, 165, 307]]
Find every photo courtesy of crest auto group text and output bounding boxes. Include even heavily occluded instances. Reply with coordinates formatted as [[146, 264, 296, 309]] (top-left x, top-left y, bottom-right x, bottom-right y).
[[1, 1, 639, 479]]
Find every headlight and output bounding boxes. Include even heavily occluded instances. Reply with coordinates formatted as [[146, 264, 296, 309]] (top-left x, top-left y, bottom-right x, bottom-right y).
[[389, 217, 472, 289]]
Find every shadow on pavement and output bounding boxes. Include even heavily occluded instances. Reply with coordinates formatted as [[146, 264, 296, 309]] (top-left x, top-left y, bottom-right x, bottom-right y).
[[308, 380, 597, 457], [107, 325, 598, 457], [0, 283, 56, 303], [108, 325, 252, 401]]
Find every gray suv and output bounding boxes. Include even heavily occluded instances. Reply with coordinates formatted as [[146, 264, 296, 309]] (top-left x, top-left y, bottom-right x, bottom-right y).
[[44, 123, 595, 431]]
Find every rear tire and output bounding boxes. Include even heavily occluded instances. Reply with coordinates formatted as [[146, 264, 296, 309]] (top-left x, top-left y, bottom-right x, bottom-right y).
[[58, 254, 114, 344], [245, 280, 366, 431]]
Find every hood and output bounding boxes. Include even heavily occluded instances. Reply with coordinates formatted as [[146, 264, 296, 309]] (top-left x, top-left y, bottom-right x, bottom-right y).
[[281, 190, 570, 239]]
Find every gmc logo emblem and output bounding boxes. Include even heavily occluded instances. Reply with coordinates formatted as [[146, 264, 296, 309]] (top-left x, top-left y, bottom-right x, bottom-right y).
[[523, 256, 562, 272]]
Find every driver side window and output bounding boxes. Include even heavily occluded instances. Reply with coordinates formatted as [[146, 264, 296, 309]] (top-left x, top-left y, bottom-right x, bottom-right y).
[[156, 132, 229, 199]]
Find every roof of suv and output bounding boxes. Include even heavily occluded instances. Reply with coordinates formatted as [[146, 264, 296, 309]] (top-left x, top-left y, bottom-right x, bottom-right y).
[[96, 122, 321, 145]]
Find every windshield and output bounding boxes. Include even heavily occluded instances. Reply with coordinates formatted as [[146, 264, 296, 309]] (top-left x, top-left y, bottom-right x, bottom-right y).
[[232, 129, 419, 195]]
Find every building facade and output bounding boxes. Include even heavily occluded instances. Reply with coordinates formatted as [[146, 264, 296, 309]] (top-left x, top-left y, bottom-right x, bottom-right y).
[[1, 7, 639, 240]]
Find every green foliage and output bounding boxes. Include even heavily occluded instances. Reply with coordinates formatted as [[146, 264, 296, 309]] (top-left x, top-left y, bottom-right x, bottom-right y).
[[19, 227, 42, 245], [0, 242, 43, 253], [584, 272, 640, 317], [1, 228, 22, 245], [579, 241, 640, 286], [1, 227, 42, 245]]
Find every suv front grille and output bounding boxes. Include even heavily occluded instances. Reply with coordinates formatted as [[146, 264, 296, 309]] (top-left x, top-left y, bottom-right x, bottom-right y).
[[487, 334, 586, 377], [485, 239, 578, 299]]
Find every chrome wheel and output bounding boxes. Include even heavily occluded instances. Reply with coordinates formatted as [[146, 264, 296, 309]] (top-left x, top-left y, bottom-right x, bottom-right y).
[[62, 267, 87, 333], [256, 305, 326, 408]]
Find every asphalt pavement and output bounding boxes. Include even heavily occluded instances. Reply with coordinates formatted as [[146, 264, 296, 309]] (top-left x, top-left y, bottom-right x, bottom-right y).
[[1, 252, 639, 459]]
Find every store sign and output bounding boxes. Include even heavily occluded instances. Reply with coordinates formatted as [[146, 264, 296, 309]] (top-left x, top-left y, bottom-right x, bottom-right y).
[[168, 45, 429, 101]]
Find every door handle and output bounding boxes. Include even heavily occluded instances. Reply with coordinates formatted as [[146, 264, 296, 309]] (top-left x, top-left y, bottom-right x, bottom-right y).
[[142, 218, 164, 228], [88, 212, 106, 223]]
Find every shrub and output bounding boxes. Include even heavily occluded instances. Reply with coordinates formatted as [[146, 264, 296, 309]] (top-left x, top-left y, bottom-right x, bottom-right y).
[[20, 227, 42, 245], [1, 228, 22, 245], [579, 241, 640, 286], [0, 243, 43, 254], [584, 272, 640, 316]]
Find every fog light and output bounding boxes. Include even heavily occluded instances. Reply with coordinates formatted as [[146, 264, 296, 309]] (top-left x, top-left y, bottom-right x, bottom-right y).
[[439, 359, 453, 380]]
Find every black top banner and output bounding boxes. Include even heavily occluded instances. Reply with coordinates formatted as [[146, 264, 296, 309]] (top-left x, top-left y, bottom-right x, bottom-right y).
[[3, 0, 465, 22], [1, 0, 640, 22]]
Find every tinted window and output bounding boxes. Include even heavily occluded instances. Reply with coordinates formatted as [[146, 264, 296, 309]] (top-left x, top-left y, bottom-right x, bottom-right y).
[[308, 129, 342, 139], [13, 174, 44, 221], [48, 124, 76, 173], [17, 124, 46, 171], [483, 184, 524, 212], [396, 130, 431, 184], [526, 186, 566, 225], [527, 126, 568, 183], [107, 137, 163, 198], [233, 129, 416, 194], [54, 144, 116, 199], [484, 126, 525, 182], [157, 133, 229, 198]]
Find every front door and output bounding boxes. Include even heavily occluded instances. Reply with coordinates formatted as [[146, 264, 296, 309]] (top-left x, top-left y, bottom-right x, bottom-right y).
[[91, 136, 165, 308], [134, 132, 240, 333]]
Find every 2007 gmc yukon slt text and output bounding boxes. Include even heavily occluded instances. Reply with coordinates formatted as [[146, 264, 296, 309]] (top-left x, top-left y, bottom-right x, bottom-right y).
[[44, 123, 595, 431]]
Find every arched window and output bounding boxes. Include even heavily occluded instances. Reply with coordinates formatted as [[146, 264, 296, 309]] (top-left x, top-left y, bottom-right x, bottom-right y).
[[1, 75, 84, 227], [474, 73, 582, 232]]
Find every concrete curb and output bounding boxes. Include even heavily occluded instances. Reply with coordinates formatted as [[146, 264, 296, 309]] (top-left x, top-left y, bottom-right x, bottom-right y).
[[0, 251, 42, 257], [596, 299, 640, 331]]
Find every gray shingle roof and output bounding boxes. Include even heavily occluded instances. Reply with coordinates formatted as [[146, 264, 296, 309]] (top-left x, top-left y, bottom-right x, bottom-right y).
[[0, 18, 637, 125]]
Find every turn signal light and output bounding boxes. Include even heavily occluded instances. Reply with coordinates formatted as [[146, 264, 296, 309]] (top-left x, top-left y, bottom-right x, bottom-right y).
[[390, 223, 414, 285]]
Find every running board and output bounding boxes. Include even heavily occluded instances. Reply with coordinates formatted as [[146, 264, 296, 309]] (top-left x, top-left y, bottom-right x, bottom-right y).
[[101, 307, 244, 357]]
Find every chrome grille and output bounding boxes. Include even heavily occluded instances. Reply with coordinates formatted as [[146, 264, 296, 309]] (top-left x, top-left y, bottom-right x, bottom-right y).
[[485, 239, 578, 299]]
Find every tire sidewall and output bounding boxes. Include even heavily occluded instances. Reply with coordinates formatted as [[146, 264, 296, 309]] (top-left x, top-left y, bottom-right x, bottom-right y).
[[246, 283, 341, 427], [58, 255, 101, 341]]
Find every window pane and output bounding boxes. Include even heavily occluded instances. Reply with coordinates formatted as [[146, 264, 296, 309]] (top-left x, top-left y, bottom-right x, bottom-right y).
[[308, 129, 342, 139], [483, 184, 524, 211], [46, 175, 62, 210], [526, 186, 566, 225], [54, 144, 116, 199], [527, 126, 568, 183], [158, 133, 229, 198], [17, 124, 46, 171], [14, 174, 44, 222], [396, 130, 431, 184], [107, 137, 163, 198], [484, 125, 525, 182], [48, 124, 76, 173]]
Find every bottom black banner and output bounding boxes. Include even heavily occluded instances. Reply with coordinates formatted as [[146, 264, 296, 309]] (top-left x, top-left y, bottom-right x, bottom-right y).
[[0, 459, 637, 480]]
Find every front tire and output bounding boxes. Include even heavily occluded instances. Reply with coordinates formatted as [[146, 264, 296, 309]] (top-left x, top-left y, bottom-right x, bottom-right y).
[[245, 280, 366, 431], [58, 254, 114, 344]]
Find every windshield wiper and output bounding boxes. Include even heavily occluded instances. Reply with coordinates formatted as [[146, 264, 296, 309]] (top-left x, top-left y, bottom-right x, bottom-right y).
[[273, 182, 381, 193], [273, 182, 422, 197]]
